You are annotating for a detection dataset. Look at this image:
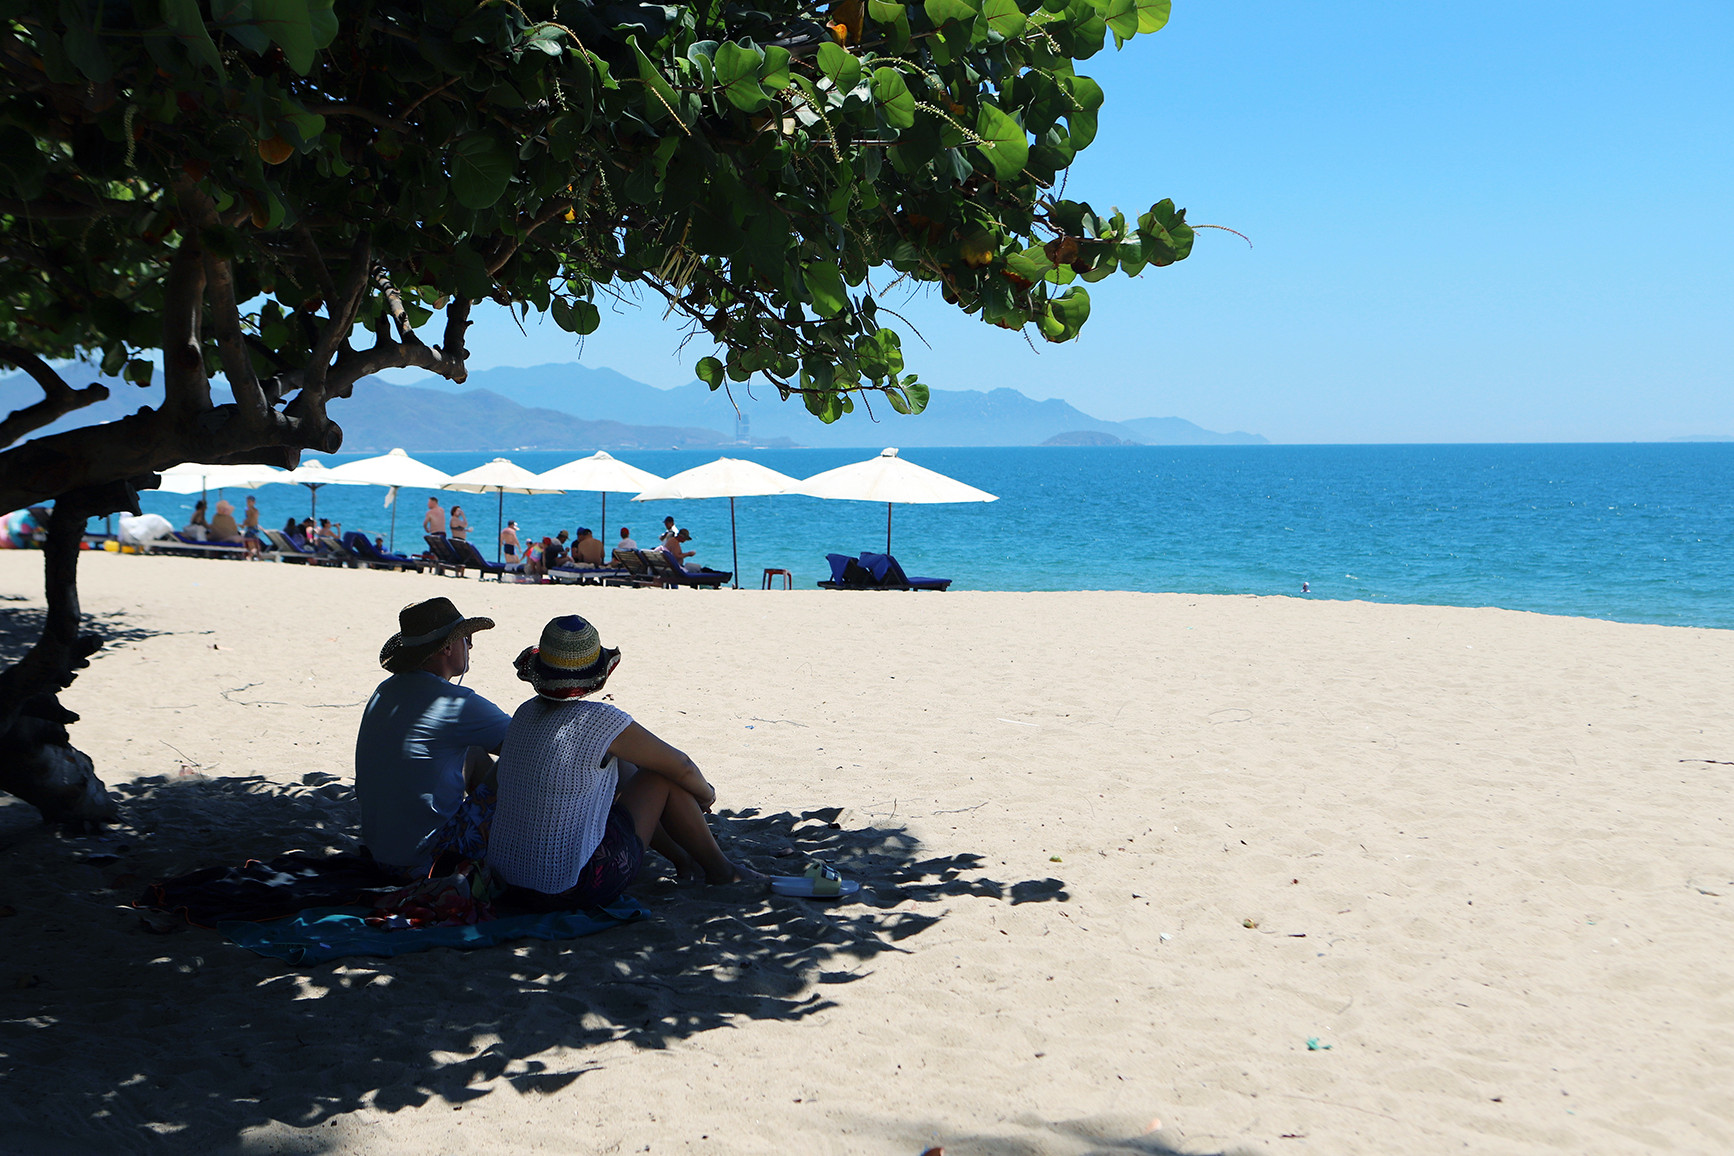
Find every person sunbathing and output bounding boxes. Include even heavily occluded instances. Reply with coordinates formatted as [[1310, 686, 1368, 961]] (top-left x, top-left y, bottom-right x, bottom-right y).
[[487, 615, 761, 908]]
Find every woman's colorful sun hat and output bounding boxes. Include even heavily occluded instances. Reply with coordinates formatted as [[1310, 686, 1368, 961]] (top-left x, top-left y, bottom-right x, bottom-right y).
[[515, 614, 621, 700]]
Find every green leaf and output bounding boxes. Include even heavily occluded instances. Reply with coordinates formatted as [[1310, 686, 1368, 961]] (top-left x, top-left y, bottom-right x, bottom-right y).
[[124, 359, 155, 388], [1058, 74, 1103, 149], [885, 385, 913, 414], [804, 260, 848, 319], [571, 301, 600, 335], [903, 377, 930, 414], [1004, 245, 1056, 282], [870, 67, 915, 129], [283, 110, 326, 148], [924, 0, 977, 26], [696, 355, 725, 389], [867, 0, 905, 22], [448, 246, 492, 301], [713, 41, 769, 111], [524, 23, 566, 55], [1044, 286, 1090, 341], [817, 42, 862, 93], [450, 135, 513, 209], [1137, 0, 1171, 33], [60, 24, 112, 84], [1102, 0, 1138, 43], [981, 0, 1026, 37], [760, 45, 792, 91], [211, 0, 271, 53], [161, 0, 227, 78], [629, 34, 683, 124], [973, 104, 1029, 180], [250, 0, 329, 73]]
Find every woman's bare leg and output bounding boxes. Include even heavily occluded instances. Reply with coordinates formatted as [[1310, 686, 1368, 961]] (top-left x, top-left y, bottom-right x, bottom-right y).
[[616, 763, 702, 879], [616, 772, 760, 884]]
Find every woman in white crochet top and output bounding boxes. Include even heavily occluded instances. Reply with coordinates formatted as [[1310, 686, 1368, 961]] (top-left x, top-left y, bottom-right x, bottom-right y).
[[487, 615, 761, 908]]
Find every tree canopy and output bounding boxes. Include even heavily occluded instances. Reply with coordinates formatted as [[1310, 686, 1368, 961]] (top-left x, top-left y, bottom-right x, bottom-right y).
[[0, 0, 1192, 511], [0, 0, 1194, 822]]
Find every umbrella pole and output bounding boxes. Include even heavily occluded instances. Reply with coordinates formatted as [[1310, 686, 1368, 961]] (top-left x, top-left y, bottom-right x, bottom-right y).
[[496, 489, 504, 563], [601, 492, 607, 539], [886, 502, 893, 555], [389, 491, 398, 553], [730, 496, 740, 589]]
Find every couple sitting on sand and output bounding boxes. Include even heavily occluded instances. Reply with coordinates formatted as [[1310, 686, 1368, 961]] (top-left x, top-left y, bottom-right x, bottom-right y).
[[354, 597, 758, 910]]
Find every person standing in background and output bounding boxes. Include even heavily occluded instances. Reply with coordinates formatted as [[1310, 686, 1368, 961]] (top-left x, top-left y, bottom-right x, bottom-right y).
[[501, 520, 520, 560], [424, 497, 447, 537], [449, 505, 469, 541], [240, 496, 263, 559]]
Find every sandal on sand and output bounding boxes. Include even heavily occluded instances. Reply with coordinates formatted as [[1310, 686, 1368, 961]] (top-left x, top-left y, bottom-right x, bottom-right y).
[[770, 862, 860, 899]]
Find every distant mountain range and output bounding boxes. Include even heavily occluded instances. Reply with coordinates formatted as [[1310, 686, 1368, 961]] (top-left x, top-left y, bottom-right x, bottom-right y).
[[2, 361, 1267, 450], [393, 362, 1269, 448]]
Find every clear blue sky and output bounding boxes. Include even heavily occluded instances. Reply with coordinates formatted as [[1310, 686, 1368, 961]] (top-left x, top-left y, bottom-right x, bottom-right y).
[[432, 2, 1733, 443]]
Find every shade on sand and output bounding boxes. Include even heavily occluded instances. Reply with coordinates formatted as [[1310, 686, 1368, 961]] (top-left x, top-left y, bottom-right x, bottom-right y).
[[443, 458, 565, 562], [796, 447, 998, 553], [154, 462, 287, 497], [532, 451, 664, 545], [631, 458, 801, 588], [321, 449, 453, 551]]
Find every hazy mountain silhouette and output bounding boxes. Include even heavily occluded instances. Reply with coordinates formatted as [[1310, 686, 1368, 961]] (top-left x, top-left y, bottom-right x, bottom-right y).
[[398, 362, 1269, 447], [4, 362, 1266, 450]]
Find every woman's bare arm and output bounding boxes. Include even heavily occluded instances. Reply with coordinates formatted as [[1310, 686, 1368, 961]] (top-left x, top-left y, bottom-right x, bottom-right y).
[[608, 722, 715, 809]]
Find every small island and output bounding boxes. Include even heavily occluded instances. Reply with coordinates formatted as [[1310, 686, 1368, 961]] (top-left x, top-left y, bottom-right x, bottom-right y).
[[1042, 430, 1140, 446]]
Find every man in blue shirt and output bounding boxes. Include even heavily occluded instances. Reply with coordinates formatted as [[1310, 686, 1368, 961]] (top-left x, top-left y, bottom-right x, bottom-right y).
[[355, 597, 511, 872]]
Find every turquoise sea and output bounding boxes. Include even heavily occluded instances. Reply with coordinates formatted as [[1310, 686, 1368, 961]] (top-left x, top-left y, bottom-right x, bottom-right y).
[[129, 443, 1734, 630]]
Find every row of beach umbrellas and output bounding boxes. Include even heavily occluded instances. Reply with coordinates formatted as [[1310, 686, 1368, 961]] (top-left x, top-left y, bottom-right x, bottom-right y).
[[156, 448, 997, 587]]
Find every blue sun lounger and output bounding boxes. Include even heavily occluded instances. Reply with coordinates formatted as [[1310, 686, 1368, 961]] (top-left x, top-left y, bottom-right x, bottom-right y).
[[860, 552, 951, 591], [343, 532, 424, 572]]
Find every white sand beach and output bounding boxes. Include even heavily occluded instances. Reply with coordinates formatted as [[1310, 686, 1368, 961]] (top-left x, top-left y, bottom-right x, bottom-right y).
[[1, 549, 1731, 1155]]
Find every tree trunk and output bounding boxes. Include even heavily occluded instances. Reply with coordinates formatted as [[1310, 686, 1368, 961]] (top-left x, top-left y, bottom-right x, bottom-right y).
[[0, 486, 130, 828]]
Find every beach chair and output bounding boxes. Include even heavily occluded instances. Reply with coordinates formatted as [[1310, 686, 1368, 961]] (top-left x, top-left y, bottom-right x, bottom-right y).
[[609, 547, 663, 587], [817, 552, 875, 590], [451, 537, 514, 581], [344, 532, 424, 573], [265, 528, 328, 564], [145, 532, 248, 560], [422, 533, 466, 577], [859, 551, 952, 592], [643, 548, 730, 588], [549, 560, 632, 586]]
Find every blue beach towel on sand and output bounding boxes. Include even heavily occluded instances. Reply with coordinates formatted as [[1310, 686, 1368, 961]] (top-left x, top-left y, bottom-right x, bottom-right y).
[[219, 898, 648, 964]]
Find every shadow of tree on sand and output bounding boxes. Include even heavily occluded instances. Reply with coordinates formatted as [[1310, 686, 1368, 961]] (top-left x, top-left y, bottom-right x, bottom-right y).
[[875, 1111, 1236, 1156], [0, 598, 180, 667], [0, 774, 1069, 1154]]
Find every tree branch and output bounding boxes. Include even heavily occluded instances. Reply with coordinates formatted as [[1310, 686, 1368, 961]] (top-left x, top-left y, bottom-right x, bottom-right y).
[[303, 233, 373, 397], [159, 241, 211, 420], [486, 199, 572, 276], [372, 265, 423, 346], [0, 347, 110, 450]]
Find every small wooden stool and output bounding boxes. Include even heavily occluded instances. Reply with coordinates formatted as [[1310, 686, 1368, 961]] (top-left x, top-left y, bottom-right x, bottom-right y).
[[761, 568, 792, 590]]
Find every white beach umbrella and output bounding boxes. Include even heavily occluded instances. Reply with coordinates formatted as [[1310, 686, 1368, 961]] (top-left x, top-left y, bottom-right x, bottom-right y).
[[632, 457, 801, 588], [443, 457, 565, 561], [284, 459, 345, 520], [154, 462, 288, 497], [532, 451, 664, 543], [796, 447, 998, 553], [322, 448, 453, 551]]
